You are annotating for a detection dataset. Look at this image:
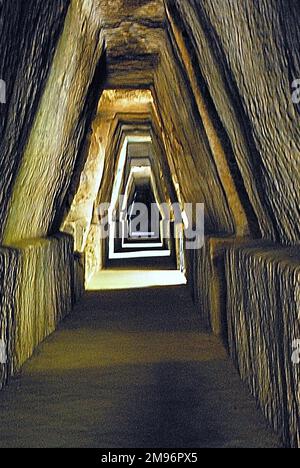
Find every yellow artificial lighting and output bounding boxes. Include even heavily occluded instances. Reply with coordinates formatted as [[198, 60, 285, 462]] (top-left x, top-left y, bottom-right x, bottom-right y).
[[87, 269, 186, 291]]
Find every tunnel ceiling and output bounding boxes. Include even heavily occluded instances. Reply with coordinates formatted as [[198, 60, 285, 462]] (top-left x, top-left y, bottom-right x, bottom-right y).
[[0, 0, 299, 248]]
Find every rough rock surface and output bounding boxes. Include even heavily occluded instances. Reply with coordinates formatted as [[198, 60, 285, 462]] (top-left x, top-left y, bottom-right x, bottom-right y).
[[3, 0, 105, 243], [0, 246, 19, 387], [186, 238, 231, 335], [0, 0, 69, 242], [154, 45, 236, 234], [166, 0, 300, 245], [226, 244, 300, 448], [0, 235, 81, 390]]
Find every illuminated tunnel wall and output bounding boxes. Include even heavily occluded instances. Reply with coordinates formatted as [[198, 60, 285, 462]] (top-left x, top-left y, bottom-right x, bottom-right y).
[[106, 140, 174, 261], [0, 0, 299, 447]]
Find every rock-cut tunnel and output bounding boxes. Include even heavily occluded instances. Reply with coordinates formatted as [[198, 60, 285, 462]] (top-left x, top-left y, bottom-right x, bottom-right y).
[[0, 0, 299, 449]]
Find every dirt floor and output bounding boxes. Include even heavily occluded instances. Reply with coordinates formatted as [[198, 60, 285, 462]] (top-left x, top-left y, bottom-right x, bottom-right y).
[[0, 268, 281, 448]]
